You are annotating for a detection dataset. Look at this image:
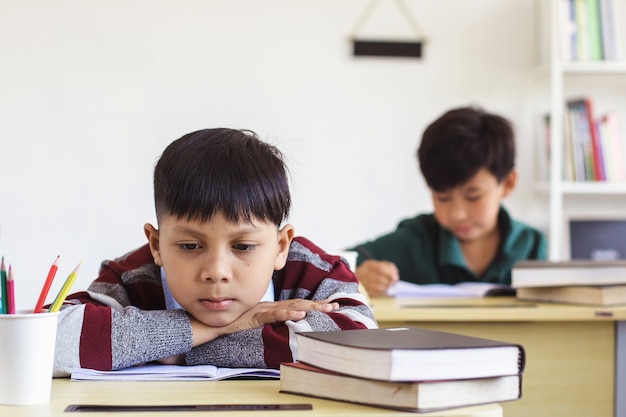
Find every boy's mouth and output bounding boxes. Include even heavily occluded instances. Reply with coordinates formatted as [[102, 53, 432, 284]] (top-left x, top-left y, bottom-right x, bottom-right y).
[[200, 298, 234, 311]]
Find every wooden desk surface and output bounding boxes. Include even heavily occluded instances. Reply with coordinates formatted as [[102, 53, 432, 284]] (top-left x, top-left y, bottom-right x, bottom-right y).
[[2, 379, 503, 417], [371, 295, 626, 322], [371, 295, 619, 417]]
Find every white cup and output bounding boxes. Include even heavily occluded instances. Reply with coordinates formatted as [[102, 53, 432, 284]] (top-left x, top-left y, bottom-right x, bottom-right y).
[[0, 311, 59, 405]]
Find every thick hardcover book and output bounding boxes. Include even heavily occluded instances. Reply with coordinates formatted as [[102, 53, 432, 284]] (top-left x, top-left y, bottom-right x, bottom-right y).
[[295, 327, 525, 382], [511, 260, 626, 288], [517, 284, 626, 306], [280, 362, 522, 413]]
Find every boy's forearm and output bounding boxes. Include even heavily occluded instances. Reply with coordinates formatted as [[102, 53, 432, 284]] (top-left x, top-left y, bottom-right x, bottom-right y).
[[54, 303, 193, 376], [185, 328, 266, 368]]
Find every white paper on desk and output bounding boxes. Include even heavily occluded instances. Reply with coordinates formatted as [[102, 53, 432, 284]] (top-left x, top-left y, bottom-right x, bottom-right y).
[[71, 364, 280, 381], [386, 281, 513, 298]]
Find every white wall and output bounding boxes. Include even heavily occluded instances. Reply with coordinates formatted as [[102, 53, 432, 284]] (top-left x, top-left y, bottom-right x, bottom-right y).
[[0, 0, 544, 309]]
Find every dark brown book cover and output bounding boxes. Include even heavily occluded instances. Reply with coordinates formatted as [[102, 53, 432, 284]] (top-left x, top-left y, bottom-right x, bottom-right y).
[[297, 326, 522, 352], [295, 327, 525, 381]]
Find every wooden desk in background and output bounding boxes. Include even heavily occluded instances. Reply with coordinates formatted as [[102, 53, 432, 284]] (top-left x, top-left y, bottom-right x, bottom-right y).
[[2, 379, 502, 417], [371, 296, 626, 417]]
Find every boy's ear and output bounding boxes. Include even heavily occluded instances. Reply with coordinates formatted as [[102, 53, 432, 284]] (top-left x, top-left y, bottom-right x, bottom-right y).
[[144, 223, 164, 266], [501, 169, 518, 198], [274, 224, 295, 270]]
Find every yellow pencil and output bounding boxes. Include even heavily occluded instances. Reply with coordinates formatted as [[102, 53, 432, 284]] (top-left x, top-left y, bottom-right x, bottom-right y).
[[49, 262, 82, 313]]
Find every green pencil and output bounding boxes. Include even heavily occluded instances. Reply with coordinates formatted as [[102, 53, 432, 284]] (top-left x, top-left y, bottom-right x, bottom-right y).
[[1, 256, 7, 314]]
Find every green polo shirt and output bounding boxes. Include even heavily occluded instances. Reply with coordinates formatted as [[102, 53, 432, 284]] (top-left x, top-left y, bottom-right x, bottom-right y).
[[350, 206, 547, 285]]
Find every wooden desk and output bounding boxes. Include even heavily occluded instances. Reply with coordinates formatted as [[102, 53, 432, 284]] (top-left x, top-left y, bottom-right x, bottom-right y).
[[1, 379, 502, 417], [372, 296, 626, 417]]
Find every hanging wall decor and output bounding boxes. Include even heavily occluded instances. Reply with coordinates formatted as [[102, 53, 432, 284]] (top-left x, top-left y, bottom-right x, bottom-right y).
[[349, 0, 427, 59]]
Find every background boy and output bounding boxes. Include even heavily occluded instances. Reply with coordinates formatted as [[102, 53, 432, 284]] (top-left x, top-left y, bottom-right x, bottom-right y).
[[350, 106, 547, 297], [53, 128, 376, 377]]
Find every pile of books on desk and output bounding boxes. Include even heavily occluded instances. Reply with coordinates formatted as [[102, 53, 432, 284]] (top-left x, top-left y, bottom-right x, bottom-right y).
[[512, 260, 626, 306], [280, 327, 525, 412]]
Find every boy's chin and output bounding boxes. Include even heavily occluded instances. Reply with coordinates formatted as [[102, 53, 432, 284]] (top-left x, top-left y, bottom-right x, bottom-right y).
[[193, 312, 237, 328]]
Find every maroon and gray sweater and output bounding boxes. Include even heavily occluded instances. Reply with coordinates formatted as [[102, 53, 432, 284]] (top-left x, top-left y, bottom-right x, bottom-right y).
[[53, 236, 377, 377]]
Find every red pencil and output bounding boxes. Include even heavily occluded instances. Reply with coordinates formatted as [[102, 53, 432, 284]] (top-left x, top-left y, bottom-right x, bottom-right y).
[[7, 264, 15, 314], [34, 255, 60, 313]]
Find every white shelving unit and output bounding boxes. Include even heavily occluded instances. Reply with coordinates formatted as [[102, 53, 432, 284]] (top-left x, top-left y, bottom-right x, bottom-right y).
[[545, 0, 626, 260]]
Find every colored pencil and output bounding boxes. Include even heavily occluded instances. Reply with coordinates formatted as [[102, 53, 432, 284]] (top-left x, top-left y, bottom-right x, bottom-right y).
[[34, 255, 61, 313], [49, 262, 81, 313], [7, 264, 15, 314], [1, 256, 7, 314]]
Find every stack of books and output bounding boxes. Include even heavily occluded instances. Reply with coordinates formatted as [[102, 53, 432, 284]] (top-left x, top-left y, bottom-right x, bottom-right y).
[[280, 327, 525, 412], [512, 260, 626, 305], [564, 98, 625, 183]]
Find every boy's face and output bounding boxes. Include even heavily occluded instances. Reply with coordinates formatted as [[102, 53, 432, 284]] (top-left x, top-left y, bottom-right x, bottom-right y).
[[431, 168, 517, 243], [144, 212, 294, 327]]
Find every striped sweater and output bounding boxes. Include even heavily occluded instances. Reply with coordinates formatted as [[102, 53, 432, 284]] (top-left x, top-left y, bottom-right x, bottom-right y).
[[53, 236, 377, 377]]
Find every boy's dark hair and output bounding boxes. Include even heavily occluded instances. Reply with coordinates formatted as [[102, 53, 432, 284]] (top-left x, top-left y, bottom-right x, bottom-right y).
[[154, 128, 290, 225], [417, 106, 515, 192]]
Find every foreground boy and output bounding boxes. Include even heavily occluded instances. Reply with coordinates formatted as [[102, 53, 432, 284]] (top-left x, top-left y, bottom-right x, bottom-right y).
[[350, 106, 547, 296], [53, 128, 376, 376]]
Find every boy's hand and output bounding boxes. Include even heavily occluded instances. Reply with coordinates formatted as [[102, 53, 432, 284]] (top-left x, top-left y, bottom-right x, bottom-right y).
[[229, 299, 340, 332], [355, 260, 399, 297], [188, 299, 339, 347]]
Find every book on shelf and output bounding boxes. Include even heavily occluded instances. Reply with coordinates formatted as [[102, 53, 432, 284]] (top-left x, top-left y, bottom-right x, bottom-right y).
[[295, 327, 525, 382], [561, 0, 617, 62], [511, 260, 626, 288], [70, 363, 280, 382], [561, 0, 578, 61], [599, 112, 625, 181], [279, 362, 522, 413], [567, 98, 600, 181], [599, 0, 618, 60], [517, 284, 626, 305]]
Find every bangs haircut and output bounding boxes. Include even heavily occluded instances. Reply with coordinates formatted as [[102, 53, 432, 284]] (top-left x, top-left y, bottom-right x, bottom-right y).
[[417, 107, 515, 192], [153, 128, 291, 226]]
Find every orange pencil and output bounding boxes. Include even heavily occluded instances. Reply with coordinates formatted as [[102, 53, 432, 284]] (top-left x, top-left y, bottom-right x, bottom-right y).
[[7, 264, 15, 314], [34, 255, 60, 313]]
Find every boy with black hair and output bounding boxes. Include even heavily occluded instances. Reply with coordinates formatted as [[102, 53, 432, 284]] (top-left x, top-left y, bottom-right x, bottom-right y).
[[53, 128, 376, 376], [350, 106, 547, 297]]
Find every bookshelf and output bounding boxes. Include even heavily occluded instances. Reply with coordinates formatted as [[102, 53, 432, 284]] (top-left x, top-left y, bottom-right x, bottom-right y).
[[542, 0, 626, 260]]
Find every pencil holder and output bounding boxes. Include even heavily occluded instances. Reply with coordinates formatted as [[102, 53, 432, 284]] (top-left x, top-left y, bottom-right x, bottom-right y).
[[0, 311, 59, 405]]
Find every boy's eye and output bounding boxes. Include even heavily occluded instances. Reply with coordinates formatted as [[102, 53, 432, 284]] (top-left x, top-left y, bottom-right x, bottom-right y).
[[179, 243, 201, 251], [466, 195, 482, 202], [434, 195, 451, 202], [233, 243, 256, 252]]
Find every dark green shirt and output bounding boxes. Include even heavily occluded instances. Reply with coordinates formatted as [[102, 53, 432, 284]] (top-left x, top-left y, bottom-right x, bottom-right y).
[[349, 207, 547, 285]]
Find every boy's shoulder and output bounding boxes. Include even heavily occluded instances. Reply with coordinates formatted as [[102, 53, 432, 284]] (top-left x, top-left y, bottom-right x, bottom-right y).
[[500, 207, 547, 259], [287, 236, 344, 269], [501, 207, 545, 240], [281, 236, 358, 284]]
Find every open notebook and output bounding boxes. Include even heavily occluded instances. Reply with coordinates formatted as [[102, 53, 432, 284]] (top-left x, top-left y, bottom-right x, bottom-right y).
[[71, 364, 280, 381], [387, 281, 514, 298]]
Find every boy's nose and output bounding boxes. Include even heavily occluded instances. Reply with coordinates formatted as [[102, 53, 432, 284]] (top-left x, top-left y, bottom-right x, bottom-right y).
[[449, 201, 467, 222], [201, 251, 230, 283]]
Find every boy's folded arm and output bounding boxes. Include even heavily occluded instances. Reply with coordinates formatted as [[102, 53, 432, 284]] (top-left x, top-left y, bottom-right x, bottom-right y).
[[185, 255, 378, 369], [185, 303, 377, 369], [53, 298, 193, 378]]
